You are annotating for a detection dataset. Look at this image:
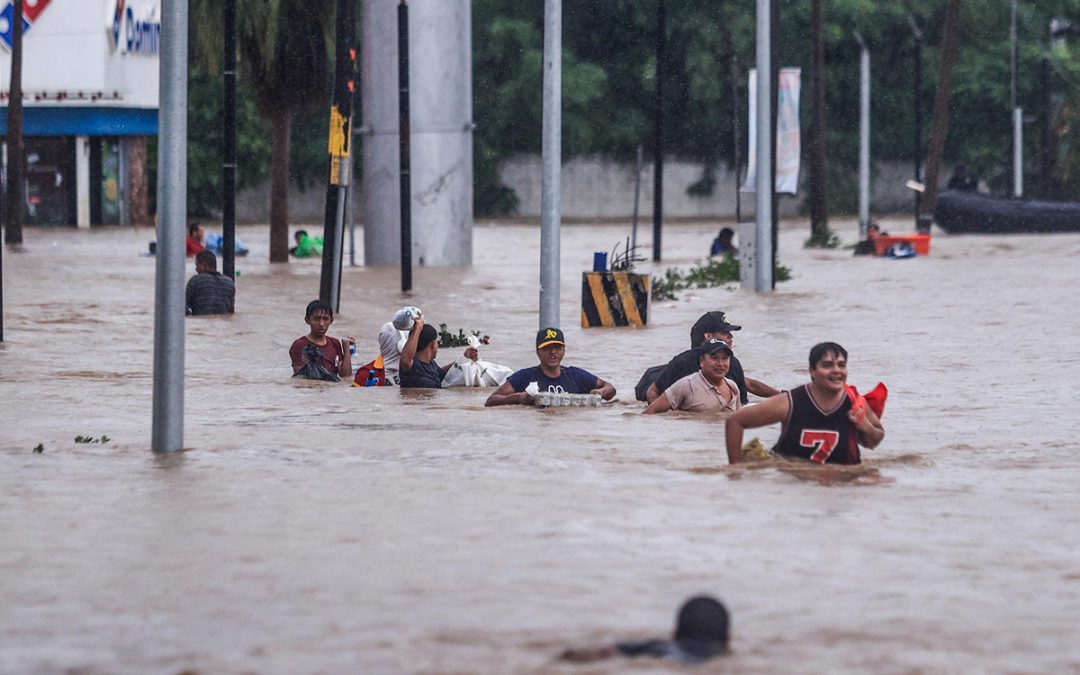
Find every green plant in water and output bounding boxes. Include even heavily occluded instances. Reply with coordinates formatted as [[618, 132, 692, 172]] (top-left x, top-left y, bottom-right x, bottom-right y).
[[33, 444, 44, 454], [437, 324, 491, 348], [651, 257, 791, 301], [75, 435, 110, 444], [804, 229, 841, 249]]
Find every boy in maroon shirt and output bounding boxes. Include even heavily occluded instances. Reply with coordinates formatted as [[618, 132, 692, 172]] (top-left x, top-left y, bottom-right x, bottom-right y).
[[289, 300, 355, 381]]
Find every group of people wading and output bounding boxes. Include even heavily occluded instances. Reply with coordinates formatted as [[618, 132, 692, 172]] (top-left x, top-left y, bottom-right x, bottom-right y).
[[289, 302, 885, 466]]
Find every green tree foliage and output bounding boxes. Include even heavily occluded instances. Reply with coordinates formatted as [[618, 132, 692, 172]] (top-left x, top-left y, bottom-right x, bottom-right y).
[[472, 0, 1080, 216]]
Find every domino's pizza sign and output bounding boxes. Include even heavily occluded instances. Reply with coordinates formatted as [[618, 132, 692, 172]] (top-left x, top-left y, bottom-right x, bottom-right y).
[[108, 0, 160, 56], [0, 0, 52, 51]]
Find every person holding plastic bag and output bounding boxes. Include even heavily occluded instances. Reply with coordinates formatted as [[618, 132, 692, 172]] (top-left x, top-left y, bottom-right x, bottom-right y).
[[399, 316, 478, 389]]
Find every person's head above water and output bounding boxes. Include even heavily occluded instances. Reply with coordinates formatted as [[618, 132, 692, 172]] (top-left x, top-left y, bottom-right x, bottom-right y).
[[716, 227, 734, 242], [673, 595, 730, 654], [194, 250, 217, 273], [188, 222, 205, 241], [294, 229, 308, 244], [689, 311, 742, 348], [305, 299, 334, 321]]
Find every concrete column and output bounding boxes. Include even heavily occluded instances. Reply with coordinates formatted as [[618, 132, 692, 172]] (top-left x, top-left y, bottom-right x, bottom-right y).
[[75, 135, 91, 228], [362, 0, 473, 267]]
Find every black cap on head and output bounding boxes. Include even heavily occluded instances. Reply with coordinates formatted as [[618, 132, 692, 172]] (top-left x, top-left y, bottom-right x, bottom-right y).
[[690, 311, 742, 347], [536, 327, 565, 349], [673, 595, 729, 660], [697, 338, 733, 357]]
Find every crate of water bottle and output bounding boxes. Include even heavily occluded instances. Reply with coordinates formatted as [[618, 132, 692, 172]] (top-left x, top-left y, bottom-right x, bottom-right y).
[[533, 388, 602, 407]]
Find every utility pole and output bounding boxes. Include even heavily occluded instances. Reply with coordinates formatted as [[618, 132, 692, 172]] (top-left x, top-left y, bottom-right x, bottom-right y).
[[320, 0, 358, 310], [5, 0, 25, 246], [539, 0, 561, 327], [855, 31, 871, 236], [398, 0, 412, 293], [151, 0, 189, 452], [651, 0, 665, 262], [222, 0, 237, 283]]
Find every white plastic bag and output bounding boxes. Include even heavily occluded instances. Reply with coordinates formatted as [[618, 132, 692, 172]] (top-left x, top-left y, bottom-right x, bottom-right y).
[[442, 357, 513, 387]]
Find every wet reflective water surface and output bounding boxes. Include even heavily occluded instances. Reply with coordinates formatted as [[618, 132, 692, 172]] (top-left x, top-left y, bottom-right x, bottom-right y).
[[3, 221, 1080, 674]]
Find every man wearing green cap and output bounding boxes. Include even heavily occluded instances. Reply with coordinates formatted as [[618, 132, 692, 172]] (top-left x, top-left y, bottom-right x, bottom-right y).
[[485, 327, 616, 406]]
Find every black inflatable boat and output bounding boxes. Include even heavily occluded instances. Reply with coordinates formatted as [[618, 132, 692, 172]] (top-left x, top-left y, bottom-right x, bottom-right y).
[[934, 190, 1080, 234]]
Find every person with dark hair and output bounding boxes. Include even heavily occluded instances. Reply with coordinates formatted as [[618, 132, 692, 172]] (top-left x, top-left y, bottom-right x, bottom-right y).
[[484, 327, 616, 406], [398, 315, 478, 388], [725, 342, 884, 465], [559, 595, 730, 665], [186, 222, 206, 257], [290, 229, 323, 257], [852, 221, 886, 256], [185, 251, 235, 316], [643, 311, 778, 405], [288, 299, 355, 381], [642, 339, 741, 415], [710, 227, 738, 256]]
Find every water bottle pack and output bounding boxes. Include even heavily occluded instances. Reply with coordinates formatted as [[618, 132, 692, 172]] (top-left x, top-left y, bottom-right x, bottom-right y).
[[533, 385, 602, 408]]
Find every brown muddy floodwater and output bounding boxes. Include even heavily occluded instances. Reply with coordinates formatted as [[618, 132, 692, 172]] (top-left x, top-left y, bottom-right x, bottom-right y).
[[2, 219, 1080, 674]]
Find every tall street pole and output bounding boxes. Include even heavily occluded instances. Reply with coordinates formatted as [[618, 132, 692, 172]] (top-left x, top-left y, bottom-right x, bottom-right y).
[[152, 0, 189, 452], [539, 0, 561, 328], [320, 0, 358, 311], [855, 31, 871, 236], [222, 0, 237, 283], [753, 0, 773, 292], [651, 0, 666, 262], [1011, 0, 1023, 197], [398, 0, 412, 293]]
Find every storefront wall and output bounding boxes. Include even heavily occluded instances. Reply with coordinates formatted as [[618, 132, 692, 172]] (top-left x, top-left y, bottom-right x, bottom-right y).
[[0, 0, 159, 227]]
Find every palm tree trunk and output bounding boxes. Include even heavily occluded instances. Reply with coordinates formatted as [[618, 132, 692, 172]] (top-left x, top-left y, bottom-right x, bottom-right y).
[[269, 107, 291, 263], [5, 0, 26, 244], [809, 0, 829, 238], [920, 0, 962, 230]]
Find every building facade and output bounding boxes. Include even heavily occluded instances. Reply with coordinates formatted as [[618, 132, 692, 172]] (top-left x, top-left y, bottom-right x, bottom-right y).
[[1, 0, 160, 227]]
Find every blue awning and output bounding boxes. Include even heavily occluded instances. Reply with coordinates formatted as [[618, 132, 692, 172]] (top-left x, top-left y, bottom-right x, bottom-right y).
[[0, 107, 157, 136]]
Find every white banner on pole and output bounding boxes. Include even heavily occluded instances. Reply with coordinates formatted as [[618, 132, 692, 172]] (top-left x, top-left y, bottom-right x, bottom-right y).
[[742, 67, 801, 194]]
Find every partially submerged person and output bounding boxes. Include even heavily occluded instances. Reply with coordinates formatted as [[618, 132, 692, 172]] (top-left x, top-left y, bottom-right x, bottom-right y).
[[560, 595, 730, 665], [378, 306, 422, 385], [852, 221, 886, 256], [185, 222, 206, 257], [709, 226, 738, 257], [725, 342, 884, 464], [289, 299, 355, 381], [642, 339, 741, 415], [398, 315, 478, 389], [185, 250, 235, 316], [290, 229, 323, 258], [644, 311, 778, 406], [484, 328, 615, 406]]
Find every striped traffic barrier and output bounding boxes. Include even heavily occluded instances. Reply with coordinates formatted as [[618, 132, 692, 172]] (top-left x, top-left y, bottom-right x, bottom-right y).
[[581, 272, 650, 327]]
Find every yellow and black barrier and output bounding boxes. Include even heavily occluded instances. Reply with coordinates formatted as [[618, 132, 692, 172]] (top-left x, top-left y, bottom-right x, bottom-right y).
[[581, 272, 650, 328]]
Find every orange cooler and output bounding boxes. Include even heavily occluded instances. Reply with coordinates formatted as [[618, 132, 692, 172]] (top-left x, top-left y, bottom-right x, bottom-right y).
[[874, 233, 931, 256]]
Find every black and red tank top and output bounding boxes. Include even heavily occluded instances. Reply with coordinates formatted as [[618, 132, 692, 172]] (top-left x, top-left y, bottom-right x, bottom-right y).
[[772, 384, 860, 465]]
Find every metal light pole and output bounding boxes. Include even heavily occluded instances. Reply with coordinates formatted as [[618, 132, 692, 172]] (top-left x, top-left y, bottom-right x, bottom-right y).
[[1011, 0, 1023, 197], [753, 0, 773, 293], [651, 0, 666, 262], [152, 0, 189, 453], [855, 31, 871, 236], [320, 0, 358, 311], [908, 14, 923, 226], [222, 0, 236, 283], [398, 0, 412, 293], [539, 0, 561, 328]]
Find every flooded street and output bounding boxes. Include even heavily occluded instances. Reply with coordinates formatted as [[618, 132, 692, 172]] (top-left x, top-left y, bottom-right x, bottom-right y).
[[2, 219, 1080, 674]]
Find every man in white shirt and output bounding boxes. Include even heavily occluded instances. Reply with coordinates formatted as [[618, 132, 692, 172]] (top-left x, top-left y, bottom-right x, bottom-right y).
[[378, 307, 420, 384]]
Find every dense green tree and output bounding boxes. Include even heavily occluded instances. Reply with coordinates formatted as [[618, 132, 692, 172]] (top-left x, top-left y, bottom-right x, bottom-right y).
[[190, 0, 334, 261]]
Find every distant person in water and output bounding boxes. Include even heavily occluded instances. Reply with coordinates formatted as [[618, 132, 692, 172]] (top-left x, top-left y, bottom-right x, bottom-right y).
[[709, 227, 738, 257], [947, 163, 979, 191], [186, 222, 206, 257], [185, 251, 235, 316], [852, 221, 887, 256], [559, 595, 730, 665], [290, 230, 323, 258]]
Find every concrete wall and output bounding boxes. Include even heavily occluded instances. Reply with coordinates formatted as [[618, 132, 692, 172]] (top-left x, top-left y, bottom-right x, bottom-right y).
[[233, 156, 922, 223]]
